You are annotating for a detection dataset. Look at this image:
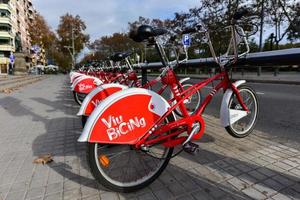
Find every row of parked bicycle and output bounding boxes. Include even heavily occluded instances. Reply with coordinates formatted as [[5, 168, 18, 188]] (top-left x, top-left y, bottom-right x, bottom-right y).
[[69, 9, 259, 193]]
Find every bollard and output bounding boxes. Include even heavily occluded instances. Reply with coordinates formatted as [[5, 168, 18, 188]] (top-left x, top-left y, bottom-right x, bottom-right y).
[[274, 67, 279, 76], [141, 68, 148, 85], [257, 66, 261, 76]]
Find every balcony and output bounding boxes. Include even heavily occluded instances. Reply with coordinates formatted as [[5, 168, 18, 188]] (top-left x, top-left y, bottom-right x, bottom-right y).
[[0, 44, 14, 51], [0, 4, 11, 12], [0, 31, 12, 38], [0, 17, 11, 25], [28, 13, 34, 20]]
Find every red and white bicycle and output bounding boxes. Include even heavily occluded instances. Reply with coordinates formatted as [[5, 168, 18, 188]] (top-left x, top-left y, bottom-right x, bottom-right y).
[[77, 11, 259, 193]]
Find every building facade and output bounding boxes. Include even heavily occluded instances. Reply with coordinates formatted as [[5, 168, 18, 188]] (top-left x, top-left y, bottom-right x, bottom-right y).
[[0, 0, 35, 74]]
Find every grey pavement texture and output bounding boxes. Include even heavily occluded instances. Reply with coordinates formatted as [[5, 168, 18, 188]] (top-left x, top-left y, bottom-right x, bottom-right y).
[[0, 75, 45, 92], [0, 75, 300, 200]]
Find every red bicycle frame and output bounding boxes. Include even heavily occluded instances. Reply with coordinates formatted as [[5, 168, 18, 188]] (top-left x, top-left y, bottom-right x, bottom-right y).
[[135, 68, 249, 149]]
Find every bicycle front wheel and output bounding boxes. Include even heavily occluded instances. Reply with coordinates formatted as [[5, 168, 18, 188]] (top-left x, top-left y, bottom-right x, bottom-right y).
[[225, 85, 259, 138], [87, 116, 175, 192]]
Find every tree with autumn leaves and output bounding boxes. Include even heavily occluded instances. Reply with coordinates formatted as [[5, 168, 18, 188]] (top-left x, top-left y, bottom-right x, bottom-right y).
[[28, 13, 89, 71]]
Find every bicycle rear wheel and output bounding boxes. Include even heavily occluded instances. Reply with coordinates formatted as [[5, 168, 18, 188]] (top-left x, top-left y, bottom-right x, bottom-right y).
[[73, 91, 87, 105], [87, 115, 175, 192], [225, 85, 259, 138]]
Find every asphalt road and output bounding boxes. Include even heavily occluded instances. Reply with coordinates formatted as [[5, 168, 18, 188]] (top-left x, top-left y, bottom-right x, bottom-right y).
[[150, 76, 300, 146]]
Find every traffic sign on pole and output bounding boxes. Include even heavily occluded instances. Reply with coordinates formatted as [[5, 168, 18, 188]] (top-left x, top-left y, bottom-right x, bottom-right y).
[[182, 34, 192, 47], [9, 53, 15, 64]]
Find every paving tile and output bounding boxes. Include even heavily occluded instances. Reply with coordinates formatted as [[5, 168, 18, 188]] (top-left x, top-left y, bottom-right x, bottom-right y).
[[248, 170, 268, 181], [227, 177, 248, 190], [5, 190, 26, 200], [191, 189, 214, 200], [153, 188, 174, 200], [271, 175, 294, 187], [25, 186, 45, 199], [44, 192, 63, 200], [137, 192, 157, 200], [242, 187, 266, 200], [100, 192, 121, 200], [253, 183, 278, 197], [272, 193, 293, 200]]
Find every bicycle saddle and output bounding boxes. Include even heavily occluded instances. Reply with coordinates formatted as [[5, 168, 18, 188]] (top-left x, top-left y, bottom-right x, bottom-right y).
[[129, 25, 168, 42], [110, 52, 132, 62]]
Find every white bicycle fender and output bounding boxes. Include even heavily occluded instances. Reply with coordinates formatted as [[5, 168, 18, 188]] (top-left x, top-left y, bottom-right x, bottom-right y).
[[71, 75, 101, 91], [77, 83, 128, 116], [78, 88, 175, 142], [71, 75, 87, 90], [220, 80, 246, 127], [179, 77, 191, 83], [70, 72, 83, 83]]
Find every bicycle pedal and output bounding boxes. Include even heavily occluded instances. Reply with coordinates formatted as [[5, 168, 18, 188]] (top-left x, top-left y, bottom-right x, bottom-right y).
[[183, 142, 200, 155]]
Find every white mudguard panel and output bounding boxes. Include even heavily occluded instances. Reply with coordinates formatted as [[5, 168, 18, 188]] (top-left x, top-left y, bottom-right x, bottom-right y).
[[77, 84, 128, 116], [78, 88, 171, 144], [220, 80, 246, 127]]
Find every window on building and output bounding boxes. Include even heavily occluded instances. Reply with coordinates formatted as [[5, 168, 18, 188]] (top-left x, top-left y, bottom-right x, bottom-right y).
[[0, 23, 11, 32], [0, 9, 10, 18], [0, 38, 11, 45]]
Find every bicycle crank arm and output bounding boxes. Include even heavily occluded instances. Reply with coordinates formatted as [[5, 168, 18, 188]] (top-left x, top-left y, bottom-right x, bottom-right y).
[[182, 123, 200, 146]]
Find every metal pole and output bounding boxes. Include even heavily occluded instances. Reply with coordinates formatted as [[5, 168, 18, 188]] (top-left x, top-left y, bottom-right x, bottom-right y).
[[258, 0, 264, 77], [257, 66, 261, 76], [141, 62, 148, 85], [71, 27, 75, 70], [259, 0, 265, 52]]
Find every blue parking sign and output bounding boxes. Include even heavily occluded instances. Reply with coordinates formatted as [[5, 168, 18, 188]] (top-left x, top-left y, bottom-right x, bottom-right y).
[[182, 34, 191, 47], [9, 54, 15, 64]]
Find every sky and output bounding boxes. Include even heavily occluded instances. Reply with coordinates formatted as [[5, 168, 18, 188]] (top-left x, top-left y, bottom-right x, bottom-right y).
[[32, 0, 200, 41]]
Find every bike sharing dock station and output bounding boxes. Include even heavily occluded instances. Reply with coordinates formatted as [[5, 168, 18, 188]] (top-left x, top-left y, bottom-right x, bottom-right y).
[[70, 21, 300, 199], [1, 18, 300, 200]]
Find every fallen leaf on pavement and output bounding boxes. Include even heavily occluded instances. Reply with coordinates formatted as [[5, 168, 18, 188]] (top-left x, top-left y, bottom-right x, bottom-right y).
[[33, 154, 53, 165]]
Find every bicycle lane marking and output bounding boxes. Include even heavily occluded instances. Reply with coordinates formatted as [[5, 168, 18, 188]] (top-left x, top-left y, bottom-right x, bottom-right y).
[[256, 92, 265, 95]]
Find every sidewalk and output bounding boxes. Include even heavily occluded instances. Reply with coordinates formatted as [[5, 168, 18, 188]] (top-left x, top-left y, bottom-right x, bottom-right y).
[[0, 75, 299, 200], [0, 75, 45, 93]]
